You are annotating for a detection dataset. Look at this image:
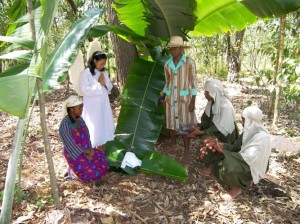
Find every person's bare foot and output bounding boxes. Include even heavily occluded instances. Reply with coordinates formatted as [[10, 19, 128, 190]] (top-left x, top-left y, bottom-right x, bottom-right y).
[[221, 186, 242, 201], [248, 180, 253, 188], [181, 152, 190, 165], [200, 165, 212, 176], [166, 144, 177, 153]]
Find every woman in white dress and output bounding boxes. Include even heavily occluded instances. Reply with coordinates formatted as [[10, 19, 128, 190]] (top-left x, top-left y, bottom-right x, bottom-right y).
[[80, 51, 115, 149]]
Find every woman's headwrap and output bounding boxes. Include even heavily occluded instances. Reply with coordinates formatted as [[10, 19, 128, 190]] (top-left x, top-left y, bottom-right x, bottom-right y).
[[240, 106, 271, 184], [204, 78, 236, 136], [61, 95, 83, 119]]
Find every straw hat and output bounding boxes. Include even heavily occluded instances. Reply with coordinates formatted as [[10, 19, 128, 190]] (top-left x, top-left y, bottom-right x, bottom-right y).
[[166, 36, 191, 48]]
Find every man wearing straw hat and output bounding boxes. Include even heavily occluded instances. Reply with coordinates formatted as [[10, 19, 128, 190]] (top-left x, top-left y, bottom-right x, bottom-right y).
[[162, 36, 197, 163]]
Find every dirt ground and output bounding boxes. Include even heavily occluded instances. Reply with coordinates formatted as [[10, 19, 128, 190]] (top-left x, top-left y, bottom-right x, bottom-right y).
[[0, 81, 300, 224]]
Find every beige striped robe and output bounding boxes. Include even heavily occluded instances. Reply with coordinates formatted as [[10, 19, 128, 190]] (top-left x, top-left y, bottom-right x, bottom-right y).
[[163, 54, 198, 131]]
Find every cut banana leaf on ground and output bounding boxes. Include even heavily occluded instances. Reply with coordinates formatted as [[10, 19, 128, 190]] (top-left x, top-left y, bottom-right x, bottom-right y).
[[105, 140, 188, 180]]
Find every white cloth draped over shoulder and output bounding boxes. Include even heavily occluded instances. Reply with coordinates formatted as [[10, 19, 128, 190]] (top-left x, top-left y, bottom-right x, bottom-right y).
[[240, 106, 271, 184], [80, 68, 115, 147], [204, 79, 236, 136]]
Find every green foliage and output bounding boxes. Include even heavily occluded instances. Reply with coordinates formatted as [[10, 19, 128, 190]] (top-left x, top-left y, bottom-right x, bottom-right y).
[[287, 129, 297, 137], [105, 52, 188, 180], [194, 0, 257, 36], [113, 0, 196, 39], [246, 100, 253, 107], [240, 0, 300, 18], [42, 8, 105, 92]]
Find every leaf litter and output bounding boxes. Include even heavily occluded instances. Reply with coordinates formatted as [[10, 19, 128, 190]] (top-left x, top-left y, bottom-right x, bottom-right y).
[[0, 82, 299, 223]]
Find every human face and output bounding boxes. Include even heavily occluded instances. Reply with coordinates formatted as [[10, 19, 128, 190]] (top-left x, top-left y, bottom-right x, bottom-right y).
[[94, 58, 106, 71], [70, 104, 83, 118], [170, 47, 183, 59], [204, 91, 213, 101]]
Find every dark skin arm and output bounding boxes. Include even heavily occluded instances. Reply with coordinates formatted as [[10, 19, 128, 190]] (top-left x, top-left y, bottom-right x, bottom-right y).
[[189, 95, 196, 112]]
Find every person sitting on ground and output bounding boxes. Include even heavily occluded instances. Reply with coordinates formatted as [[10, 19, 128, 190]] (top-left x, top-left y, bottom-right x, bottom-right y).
[[199, 105, 271, 200], [188, 78, 238, 144], [59, 95, 109, 182]]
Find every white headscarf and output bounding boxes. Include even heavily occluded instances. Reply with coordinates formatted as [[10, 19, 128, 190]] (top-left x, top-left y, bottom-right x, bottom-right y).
[[204, 79, 236, 136], [61, 95, 83, 119], [240, 106, 271, 184]]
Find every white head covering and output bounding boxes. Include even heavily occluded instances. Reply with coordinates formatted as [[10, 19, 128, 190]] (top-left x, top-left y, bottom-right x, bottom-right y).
[[204, 79, 236, 136], [61, 95, 83, 119], [240, 106, 271, 184]]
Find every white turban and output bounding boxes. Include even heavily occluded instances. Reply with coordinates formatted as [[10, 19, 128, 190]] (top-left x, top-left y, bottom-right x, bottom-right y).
[[204, 79, 236, 136], [240, 106, 271, 184], [61, 95, 83, 118]]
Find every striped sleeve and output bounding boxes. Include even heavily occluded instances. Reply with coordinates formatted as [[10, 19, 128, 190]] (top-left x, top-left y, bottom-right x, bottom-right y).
[[59, 117, 85, 160]]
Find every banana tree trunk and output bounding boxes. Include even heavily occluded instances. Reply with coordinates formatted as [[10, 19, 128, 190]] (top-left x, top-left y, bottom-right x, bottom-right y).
[[0, 119, 27, 224]]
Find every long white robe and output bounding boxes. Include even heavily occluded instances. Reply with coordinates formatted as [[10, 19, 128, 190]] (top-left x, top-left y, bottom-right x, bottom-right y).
[[80, 68, 115, 147]]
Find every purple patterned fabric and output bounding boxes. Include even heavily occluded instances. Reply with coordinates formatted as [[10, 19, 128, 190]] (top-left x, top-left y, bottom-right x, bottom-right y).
[[62, 120, 108, 182]]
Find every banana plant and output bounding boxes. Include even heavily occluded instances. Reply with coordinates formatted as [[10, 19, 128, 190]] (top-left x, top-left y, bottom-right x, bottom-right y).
[[113, 0, 300, 38], [105, 51, 189, 180], [0, 4, 104, 224]]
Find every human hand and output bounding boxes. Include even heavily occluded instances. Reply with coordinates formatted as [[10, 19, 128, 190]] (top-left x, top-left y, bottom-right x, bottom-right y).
[[87, 154, 93, 160], [203, 137, 223, 153], [187, 128, 203, 138], [96, 145, 103, 150], [98, 73, 105, 86]]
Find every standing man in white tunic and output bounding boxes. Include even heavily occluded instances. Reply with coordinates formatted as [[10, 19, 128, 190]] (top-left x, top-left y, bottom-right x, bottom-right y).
[[80, 51, 115, 149]]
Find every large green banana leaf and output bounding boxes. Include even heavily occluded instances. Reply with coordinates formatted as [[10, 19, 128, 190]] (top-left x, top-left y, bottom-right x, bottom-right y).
[[105, 140, 188, 180], [113, 0, 300, 38], [3, 0, 27, 36], [113, 0, 196, 39], [115, 55, 165, 153], [105, 52, 188, 180], [42, 8, 104, 92], [0, 64, 30, 78], [0, 50, 32, 61], [193, 0, 256, 36], [0, 7, 103, 117], [0, 6, 43, 118], [240, 0, 300, 18]]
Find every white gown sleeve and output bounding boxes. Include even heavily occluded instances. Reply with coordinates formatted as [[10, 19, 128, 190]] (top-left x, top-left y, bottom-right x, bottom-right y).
[[104, 71, 113, 93], [80, 69, 103, 96]]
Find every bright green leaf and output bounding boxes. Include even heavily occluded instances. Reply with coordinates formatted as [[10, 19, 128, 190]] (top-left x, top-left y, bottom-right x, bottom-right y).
[[0, 36, 34, 49], [240, 0, 300, 18], [42, 8, 105, 92], [0, 50, 32, 61], [114, 0, 196, 39], [0, 64, 30, 78], [193, 0, 256, 36], [40, 0, 60, 36], [0, 75, 32, 117], [115, 55, 165, 153]]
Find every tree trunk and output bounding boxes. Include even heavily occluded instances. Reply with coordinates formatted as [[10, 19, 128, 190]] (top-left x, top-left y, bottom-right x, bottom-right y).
[[226, 29, 245, 83], [105, 0, 137, 85], [269, 16, 286, 118], [28, 0, 61, 208], [214, 35, 219, 74], [272, 15, 286, 128]]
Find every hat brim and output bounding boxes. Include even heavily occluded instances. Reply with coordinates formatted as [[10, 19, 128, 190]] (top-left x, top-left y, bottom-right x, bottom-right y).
[[166, 44, 191, 49]]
